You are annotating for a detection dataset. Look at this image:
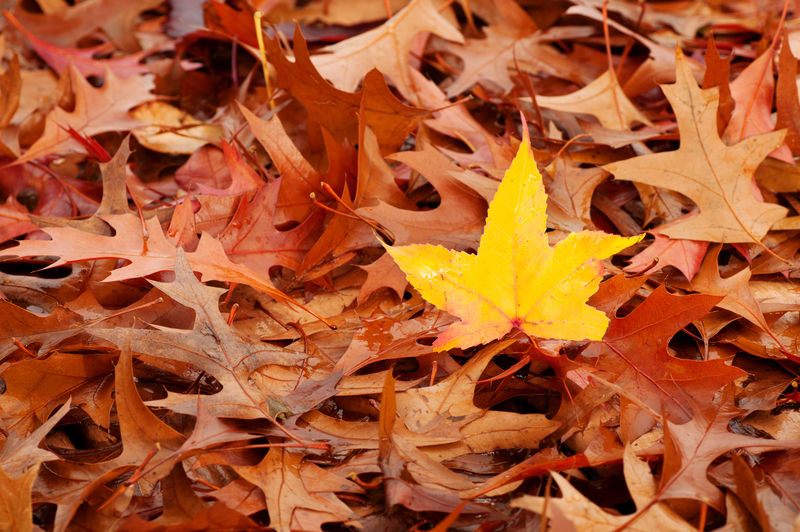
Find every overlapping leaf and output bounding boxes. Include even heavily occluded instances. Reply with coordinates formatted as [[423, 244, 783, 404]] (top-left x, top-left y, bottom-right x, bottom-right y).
[[386, 133, 642, 350]]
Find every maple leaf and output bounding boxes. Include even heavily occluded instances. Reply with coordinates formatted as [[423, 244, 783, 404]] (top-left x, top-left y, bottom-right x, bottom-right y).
[[604, 48, 788, 243], [384, 131, 642, 351]]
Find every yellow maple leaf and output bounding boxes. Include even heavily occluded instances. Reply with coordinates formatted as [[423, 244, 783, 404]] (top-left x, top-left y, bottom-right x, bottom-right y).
[[384, 133, 643, 351]]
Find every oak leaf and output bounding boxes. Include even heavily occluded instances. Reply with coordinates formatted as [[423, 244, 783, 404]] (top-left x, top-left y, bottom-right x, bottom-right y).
[[624, 233, 708, 281], [359, 142, 492, 250], [3, 211, 297, 306], [512, 446, 695, 532], [91, 250, 306, 420], [32, 344, 184, 532], [0, 465, 38, 532], [218, 179, 324, 274], [385, 132, 642, 351], [310, 0, 463, 103], [131, 101, 224, 155], [378, 373, 490, 516], [533, 70, 653, 130], [15, 65, 154, 165], [722, 49, 792, 162], [659, 387, 799, 512], [262, 27, 427, 154], [443, 24, 594, 97], [236, 448, 357, 531], [583, 285, 744, 422], [5, 11, 153, 79], [604, 48, 788, 243], [8, 1, 161, 51]]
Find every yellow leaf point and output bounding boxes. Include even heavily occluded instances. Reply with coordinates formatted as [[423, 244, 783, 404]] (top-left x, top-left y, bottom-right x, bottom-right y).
[[384, 131, 643, 351]]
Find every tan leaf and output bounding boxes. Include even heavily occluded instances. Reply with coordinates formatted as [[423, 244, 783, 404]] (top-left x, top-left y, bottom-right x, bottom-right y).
[[604, 49, 787, 242], [311, 0, 463, 103]]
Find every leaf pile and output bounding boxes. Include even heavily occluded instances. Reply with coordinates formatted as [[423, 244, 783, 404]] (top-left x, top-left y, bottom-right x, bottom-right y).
[[1, 1, 800, 531]]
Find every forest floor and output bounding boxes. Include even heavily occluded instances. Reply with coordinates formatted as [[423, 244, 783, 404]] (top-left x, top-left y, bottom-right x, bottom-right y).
[[1, 1, 800, 531]]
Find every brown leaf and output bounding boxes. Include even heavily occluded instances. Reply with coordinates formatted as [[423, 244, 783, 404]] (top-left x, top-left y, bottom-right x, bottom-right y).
[[311, 0, 463, 103], [534, 70, 652, 130], [512, 446, 695, 532], [776, 35, 800, 155], [583, 285, 742, 423], [236, 448, 356, 531], [660, 387, 799, 512], [0, 53, 20, 128], [0, 401, 68, 478], [15, 65, 153, 165], [92, 249, 305, 419], [3, 211, 298, 305], [604, 49, 787, 242], [263, 27, 427, 154], [0, 464, 38, 532], [0, 352, 115, 433], [395, 342, 560, 457], [358, 142, 491, 250], [218, 180, 323, 274]]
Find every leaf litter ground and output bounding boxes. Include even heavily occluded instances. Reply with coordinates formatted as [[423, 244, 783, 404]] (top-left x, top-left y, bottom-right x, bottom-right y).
[[2, 1, 800, 531]]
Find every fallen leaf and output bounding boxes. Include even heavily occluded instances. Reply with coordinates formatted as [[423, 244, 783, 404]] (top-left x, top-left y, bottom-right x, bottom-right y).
[[92, 250, 305, 419], [0, 465, 38, 532], [263, 27, 427, 154], [236, 448, 356, 531], [722, 49, 792, 162], [131, 101, 224, 154], [660, 387, 799, 511], [533, 70, 652, 130], [385, 130, 641, 350], [604, 49, 788, 243], [15, 65, 154, 165], [624, 233, 708, 281], [3, 211, 298, 306], [512, 446, 695, 532], [311, 0, 463, 103], [583, 285, 744, 422]]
